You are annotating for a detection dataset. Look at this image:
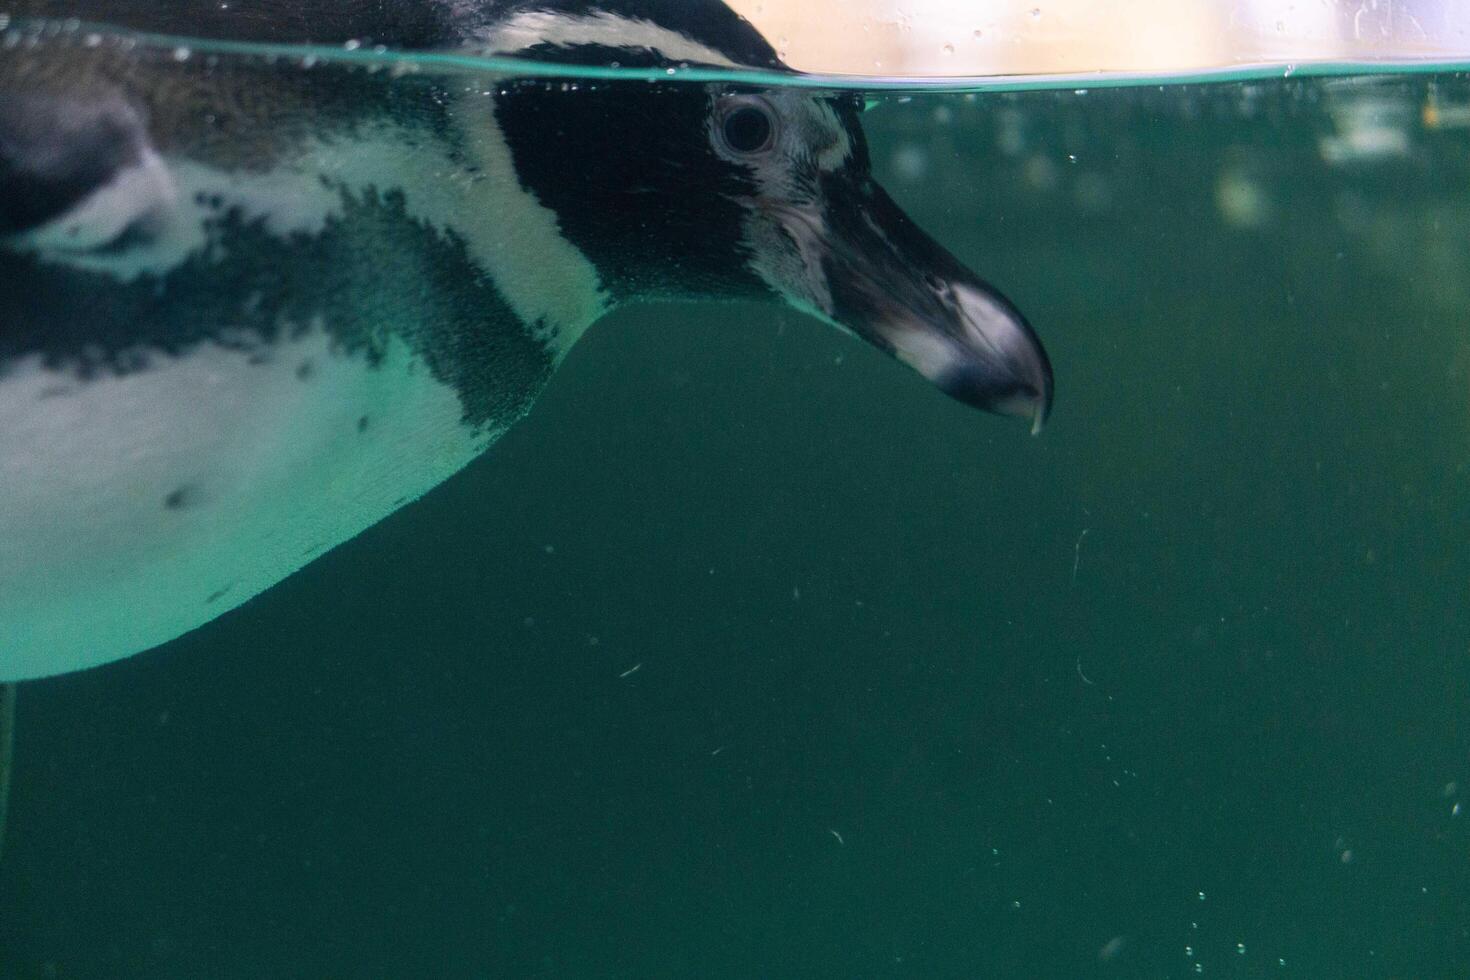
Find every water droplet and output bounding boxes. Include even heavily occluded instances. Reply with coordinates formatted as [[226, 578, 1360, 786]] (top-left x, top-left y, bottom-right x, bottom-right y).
[[973, 28, 983, 39], [1185, 946, 1195, 958], [942, 43, 955, 56], [1029, 8, 1042, 19], [1198, 891, 1207, 901], [1237, 943, 1247, 955]]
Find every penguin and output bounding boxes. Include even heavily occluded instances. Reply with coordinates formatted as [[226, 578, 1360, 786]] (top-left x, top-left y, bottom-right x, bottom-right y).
[[0, 0, 1054, 683]]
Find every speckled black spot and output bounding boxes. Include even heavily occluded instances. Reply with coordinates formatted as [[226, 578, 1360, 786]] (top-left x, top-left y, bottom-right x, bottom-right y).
[[295, 359, 316, 381], [357, 415, 370, 433], [204, 585, 232, 605], [163, 485, 200, 510]]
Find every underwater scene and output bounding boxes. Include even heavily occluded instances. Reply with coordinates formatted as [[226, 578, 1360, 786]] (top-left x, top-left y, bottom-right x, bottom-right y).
[[1, 8, 1470, 979]]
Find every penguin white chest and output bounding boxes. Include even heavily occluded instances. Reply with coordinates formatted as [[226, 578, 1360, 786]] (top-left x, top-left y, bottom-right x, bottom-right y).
[[0, 98, 609, 681], [0, 329, 494, 680]]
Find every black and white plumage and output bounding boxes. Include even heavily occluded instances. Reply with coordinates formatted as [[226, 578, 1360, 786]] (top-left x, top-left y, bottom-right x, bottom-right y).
[[0, 0, 1053, 680]]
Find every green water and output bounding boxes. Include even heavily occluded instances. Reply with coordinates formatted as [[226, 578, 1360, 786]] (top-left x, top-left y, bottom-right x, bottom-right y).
[[2, 35, 1470, 976]]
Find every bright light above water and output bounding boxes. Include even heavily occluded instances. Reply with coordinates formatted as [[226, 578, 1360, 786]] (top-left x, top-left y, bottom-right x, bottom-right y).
[[728, 0, 1470, 76]]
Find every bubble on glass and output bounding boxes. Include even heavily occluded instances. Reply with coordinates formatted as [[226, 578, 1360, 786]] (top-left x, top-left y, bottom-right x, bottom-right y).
[[891, 145, 930, 182], [1217, 167, 1271, 229]]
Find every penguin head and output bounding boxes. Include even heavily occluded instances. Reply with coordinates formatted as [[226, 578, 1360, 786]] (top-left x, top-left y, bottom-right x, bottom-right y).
[[488, 2, 1053, 430]]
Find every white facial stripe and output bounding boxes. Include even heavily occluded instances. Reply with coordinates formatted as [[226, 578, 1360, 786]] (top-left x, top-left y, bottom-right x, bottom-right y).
[[13, 101, 609, 356], [477, 11, 739, 68], [19, 147, 176, 255], [813, 102, 855, 172], [447, 92, 608, 355]]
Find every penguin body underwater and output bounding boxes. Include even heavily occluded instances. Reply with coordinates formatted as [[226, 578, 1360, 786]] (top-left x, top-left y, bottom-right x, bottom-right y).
[[0, 0, 1053, 682]]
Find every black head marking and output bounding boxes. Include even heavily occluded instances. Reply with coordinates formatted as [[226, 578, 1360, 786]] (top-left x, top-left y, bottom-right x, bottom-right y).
[[493, 82, 872, 305], [495, 81, 769, 304]]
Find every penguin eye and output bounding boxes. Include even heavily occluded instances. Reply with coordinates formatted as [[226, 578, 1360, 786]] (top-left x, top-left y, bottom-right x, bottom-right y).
[[717, 98, 778, 156]]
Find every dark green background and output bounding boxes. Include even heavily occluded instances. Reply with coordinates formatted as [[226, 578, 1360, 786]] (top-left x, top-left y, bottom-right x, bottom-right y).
[[3, 75, 1469, 977]]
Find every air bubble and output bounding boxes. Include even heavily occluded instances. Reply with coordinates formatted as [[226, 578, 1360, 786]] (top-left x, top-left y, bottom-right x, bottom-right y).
[[172, 46, 191, 61], [343, 39, 361, 51], [1237, 943, 1247, 955], [942, 43, 954, 56]]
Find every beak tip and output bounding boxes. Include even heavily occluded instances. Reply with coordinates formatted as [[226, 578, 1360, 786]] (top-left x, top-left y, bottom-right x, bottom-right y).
[[1010, 387, 1050, 436]]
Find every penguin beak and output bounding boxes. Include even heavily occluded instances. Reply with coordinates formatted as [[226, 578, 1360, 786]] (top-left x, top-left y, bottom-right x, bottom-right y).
[[805, 178, 1053, 433]]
